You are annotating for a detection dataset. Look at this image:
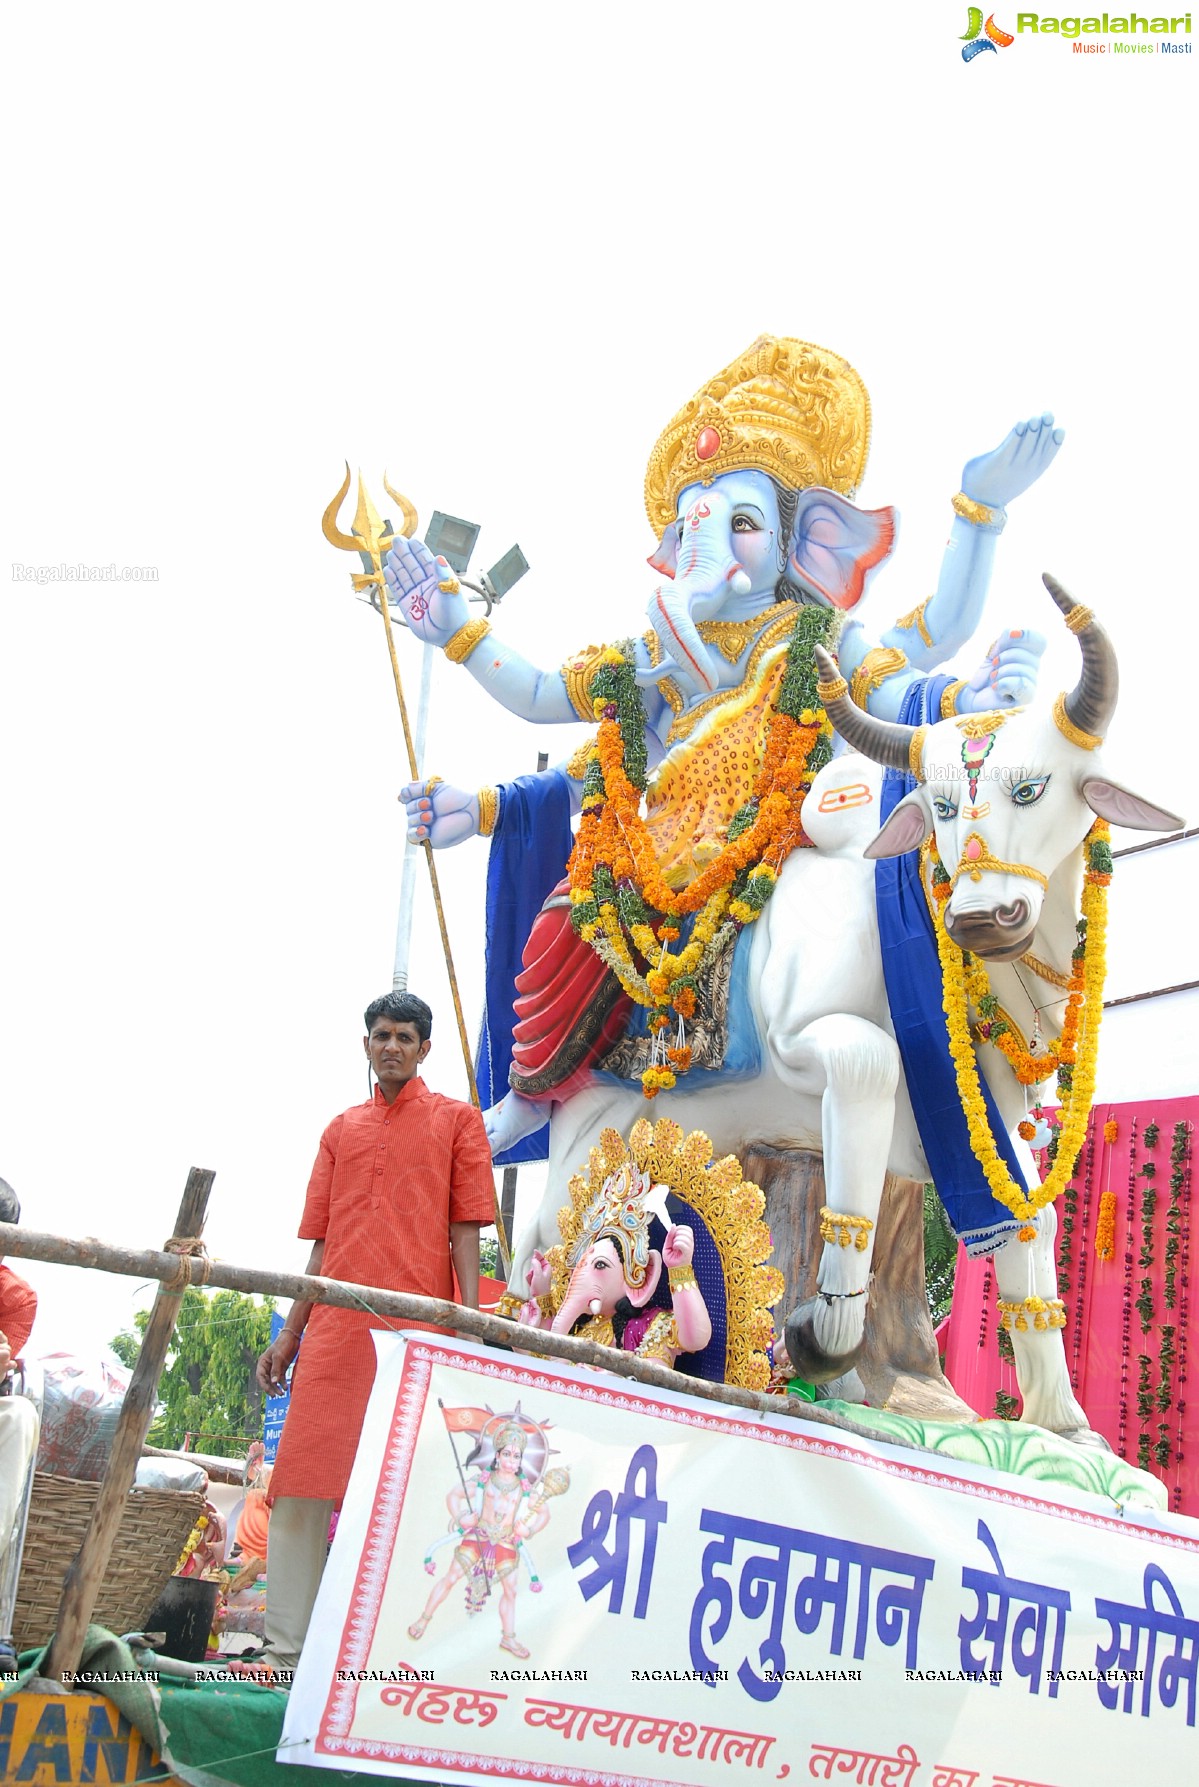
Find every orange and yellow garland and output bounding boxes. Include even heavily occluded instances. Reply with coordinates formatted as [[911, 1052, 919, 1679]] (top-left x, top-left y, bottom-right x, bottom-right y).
[[568, 610, 836, 1095], [930, 819, 1111, 1228]]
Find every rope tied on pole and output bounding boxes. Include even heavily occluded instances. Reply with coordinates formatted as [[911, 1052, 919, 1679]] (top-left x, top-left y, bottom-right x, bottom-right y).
[[162, 1234, 212, 1290]]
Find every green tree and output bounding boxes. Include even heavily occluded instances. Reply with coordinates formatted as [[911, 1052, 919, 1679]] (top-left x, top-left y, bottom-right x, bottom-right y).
[[111, 1287, 276, 1459], [923, 1183, 959, 1326]]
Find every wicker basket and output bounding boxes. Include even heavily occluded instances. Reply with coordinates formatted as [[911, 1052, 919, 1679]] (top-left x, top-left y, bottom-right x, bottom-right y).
[[13, 1473, 207, 1652]]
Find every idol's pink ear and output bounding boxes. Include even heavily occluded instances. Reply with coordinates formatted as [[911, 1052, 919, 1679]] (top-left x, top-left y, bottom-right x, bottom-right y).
[[789, 489, 897, 611], [625, 1252, 663, 1308], [648, 523, 680, 578]]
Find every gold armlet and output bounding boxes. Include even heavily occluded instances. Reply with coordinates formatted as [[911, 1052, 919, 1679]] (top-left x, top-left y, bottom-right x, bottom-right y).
[[1052, 691, 1103, 752], [819, 1206, 875, 1252], [894, 599, 934, 651], [951, 490, 1007, 533], [668, 1264, 698, 1292], [850, 645, 907, 709], [561, 645, 603, 721], [940, 679, 967, 719], [444, 618, 492, 664], [909, 725, 928, 783], [477, 786, 500, 837]]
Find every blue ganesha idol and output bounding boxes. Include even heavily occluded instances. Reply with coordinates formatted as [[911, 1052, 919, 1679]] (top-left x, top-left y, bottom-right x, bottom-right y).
[[385, 337, 1180, 1447], [391, 336, 1058, 1139]]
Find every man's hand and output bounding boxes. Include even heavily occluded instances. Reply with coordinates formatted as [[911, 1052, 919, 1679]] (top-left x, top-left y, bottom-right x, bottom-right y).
[[256, 1330, 300, 1395]]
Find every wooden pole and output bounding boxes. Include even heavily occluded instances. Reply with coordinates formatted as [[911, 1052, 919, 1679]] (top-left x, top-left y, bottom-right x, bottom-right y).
[[0, 1218, 925, 1452], [42, 1168, 215, 1684]]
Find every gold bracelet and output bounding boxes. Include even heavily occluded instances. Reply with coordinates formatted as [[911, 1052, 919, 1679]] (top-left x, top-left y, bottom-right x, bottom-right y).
[[909, 725, 927, 783], [850, 646, 907, 710], [817, 674, 848, 705], [818, 1206, 875, 1252], [951, 490, 1007, 533], [444, 617, 492, 664], [940, 679, 967, 719], [668, 1263, 698, 1291], [1063, 604, 1093, 635], [1052, 690, 1103, 752], [477, 786, 499, 837], [566, 739, 594, 780]]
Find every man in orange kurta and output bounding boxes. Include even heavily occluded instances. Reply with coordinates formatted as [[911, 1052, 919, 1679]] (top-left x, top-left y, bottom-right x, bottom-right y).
[[254, 992, 494, 1672]]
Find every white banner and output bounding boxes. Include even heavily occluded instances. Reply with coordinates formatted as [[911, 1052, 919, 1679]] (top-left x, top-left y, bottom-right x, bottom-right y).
[[283, 1336, 1199, 1786]]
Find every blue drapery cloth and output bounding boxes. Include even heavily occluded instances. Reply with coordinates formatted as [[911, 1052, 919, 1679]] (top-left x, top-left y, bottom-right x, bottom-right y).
[[477, 770, 574, 1166], [875, 677, 1022, 1256]]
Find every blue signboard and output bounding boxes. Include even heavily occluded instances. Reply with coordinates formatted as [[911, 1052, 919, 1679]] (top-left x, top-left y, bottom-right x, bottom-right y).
[[262, 1309, 295, 1463]]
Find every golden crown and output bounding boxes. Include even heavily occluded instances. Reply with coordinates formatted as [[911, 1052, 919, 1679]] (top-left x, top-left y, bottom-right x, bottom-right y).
[[643, 335, 873, 537]]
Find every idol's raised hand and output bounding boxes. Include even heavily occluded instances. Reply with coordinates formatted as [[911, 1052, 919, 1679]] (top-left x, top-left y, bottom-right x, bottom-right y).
[[960, 413, 1064, 512], [382, 535, 470, 646]]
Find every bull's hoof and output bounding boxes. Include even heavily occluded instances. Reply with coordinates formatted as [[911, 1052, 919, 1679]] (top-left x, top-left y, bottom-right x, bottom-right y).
[[785, 1295, 868, 1385]]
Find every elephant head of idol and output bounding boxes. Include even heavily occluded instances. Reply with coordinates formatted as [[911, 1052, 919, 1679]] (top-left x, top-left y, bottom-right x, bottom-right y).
[[640, 336, 897, 693], [815, 574, 1183, 960]]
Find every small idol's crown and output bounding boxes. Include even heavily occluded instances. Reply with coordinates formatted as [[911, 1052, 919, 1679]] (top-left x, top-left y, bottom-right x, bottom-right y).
[[644, 335, 872, 536], [568, 1160, 653, 1288]]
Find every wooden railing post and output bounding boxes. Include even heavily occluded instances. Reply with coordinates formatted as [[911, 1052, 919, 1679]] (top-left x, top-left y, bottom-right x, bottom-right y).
[[43, 1167, 215, 1684]]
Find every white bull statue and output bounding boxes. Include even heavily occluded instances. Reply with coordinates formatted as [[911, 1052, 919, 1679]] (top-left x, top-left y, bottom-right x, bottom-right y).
[[505, 575, 1181, 1440]]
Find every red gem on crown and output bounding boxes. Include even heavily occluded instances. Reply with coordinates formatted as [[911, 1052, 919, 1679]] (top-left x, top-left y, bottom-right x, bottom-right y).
[[695, 425, 722, 462]]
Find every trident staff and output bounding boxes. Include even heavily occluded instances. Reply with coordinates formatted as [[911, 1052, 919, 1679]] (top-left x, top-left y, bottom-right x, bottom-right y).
[[322, 468, 509, 1265]]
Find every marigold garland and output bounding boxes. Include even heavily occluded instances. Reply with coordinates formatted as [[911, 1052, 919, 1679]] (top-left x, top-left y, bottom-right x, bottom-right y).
[[568, 605, 836, 1095], [930, 821, 1110, 1225], [1095, 1190, 1118, 1261]]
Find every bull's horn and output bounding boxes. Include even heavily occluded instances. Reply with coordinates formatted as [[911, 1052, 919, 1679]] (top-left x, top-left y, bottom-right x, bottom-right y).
[[1043, 572, 1118, 741], [813, 643, 916, 773]]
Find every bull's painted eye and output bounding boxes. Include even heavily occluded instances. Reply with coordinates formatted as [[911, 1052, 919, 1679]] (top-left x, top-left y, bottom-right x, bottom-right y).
[[933, 796, 958, 821], [1011, 776, 1050, 807]]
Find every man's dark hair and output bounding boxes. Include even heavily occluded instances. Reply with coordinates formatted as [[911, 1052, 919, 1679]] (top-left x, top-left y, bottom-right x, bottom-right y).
[[0, 1178, 21, 1226], [363, 991, 433, 1042]]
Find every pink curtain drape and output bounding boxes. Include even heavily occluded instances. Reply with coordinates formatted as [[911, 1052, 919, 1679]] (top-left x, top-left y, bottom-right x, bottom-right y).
[[943, 1094, 1197, 1516]]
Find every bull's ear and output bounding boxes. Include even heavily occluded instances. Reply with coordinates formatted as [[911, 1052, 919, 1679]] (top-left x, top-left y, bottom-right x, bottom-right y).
[[788, 489, 896, 611], [863, 790, 932, 859], [647, 522, 679, 578], [1082, 778, 1185, 833]]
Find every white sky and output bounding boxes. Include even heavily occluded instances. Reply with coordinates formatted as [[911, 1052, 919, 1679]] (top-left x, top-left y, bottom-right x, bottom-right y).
[[2, 3, 1194, 1363]]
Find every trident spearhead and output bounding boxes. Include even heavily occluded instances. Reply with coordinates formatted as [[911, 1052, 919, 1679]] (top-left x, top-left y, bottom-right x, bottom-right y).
[[322, 466, 420, 579]]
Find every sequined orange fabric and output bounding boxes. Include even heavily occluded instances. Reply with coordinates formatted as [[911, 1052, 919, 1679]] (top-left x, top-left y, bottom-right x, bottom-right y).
[[645, 653, 787, 889]]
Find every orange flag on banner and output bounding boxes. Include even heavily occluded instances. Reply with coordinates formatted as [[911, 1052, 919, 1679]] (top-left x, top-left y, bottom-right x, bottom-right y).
[[440, 1405, 493, 1435]]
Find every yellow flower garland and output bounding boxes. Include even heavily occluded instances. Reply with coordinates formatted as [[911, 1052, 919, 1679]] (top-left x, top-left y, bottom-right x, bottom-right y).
[[932, 823, 1109, 1225]]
